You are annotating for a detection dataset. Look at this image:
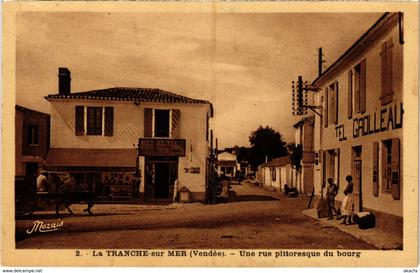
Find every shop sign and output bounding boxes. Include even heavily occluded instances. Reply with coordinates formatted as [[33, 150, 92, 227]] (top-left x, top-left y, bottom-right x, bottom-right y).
[[138, 139, 186, 156], [334, 102, 403, 141]]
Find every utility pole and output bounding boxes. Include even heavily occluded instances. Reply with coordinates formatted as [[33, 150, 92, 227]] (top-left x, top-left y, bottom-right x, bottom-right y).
[[318, 47, 325, 77]]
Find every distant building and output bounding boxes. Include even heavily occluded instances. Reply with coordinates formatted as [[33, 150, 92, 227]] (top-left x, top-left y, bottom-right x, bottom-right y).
[[216, 151, 237, 178], [15, 105, 50, 180], [311, 13, 404, 236], [45, 68, 213, 202], [257, 156, 293, 192]]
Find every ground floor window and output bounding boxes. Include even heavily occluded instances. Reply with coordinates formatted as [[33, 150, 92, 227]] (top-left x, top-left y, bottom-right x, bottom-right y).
[[381, 138, 400, 200], [325, 149, 340, 187]]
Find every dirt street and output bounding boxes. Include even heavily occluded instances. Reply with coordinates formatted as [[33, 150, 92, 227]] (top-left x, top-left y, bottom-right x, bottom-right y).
[[15, 181, 376, 249]]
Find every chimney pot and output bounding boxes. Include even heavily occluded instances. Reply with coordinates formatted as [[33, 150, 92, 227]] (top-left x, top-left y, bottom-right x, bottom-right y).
[[58, 67, 71, 95]]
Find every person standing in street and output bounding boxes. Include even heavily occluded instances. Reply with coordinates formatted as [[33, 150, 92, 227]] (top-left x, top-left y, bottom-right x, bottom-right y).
[[340, 175, 354, 225], [326, 178, 338, 220]]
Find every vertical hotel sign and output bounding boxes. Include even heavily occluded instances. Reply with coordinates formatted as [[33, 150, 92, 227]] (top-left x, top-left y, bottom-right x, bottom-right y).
[[138, 139, 186, 156]]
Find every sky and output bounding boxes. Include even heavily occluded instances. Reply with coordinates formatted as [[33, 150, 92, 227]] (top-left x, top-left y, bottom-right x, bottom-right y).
[[16, 12, 381, 148]]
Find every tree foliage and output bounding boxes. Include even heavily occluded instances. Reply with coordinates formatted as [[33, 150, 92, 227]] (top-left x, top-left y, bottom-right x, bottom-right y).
[[248, 126, 288, 170]]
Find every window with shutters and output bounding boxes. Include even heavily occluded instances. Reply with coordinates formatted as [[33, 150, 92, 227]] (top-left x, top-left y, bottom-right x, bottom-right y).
[[27, 124, 39, 146], [329, 81, 338, 125], [144, 108, 181, 138], [326, 149, 340, 187], [353, 60, 367, 114], [381, 138, 400, 199], [380, 39, 394, 105], [75, 106, 114, 136], [271, 167, 276, 181]]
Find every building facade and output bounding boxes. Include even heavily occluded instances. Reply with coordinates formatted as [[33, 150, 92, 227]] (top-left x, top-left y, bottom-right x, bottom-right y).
[[45, 68, 213, 202], [216, 151, 237, 178], [292, 116, 315, 194], [15, 105, 50, 180], [312, 13, 404, 235], [257, 156, 293, 192]]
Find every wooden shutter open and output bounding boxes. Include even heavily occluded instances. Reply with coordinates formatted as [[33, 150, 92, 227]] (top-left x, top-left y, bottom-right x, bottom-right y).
[[75, 106, 84, 136], [359, 59, 367, 113], [171, 109, 181, 138], [391, 138, 400, 200], [324, 88, 328, 127], [144, 108, 153, 137], [335, 81, 339, 124], [381, 40, 394, 105], [104, 107, 114, 136], [372, 141, 379, 196], [347, 70, 353, 119]]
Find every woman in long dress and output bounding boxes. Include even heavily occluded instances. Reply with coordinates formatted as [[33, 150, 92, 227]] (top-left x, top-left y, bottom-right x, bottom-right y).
[[341, 175, 354, 225]]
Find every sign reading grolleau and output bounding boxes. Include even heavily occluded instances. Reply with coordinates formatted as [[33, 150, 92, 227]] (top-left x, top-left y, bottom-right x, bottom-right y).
[[138, 139, 186, 157]]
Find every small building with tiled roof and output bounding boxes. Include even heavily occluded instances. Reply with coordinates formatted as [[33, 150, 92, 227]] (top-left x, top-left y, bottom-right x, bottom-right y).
[[256, 156, 294, 193], [45, 68, 213, 202]]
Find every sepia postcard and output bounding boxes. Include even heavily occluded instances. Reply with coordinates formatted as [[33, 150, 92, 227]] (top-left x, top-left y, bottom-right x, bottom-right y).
[[2, 1, 419, 268]]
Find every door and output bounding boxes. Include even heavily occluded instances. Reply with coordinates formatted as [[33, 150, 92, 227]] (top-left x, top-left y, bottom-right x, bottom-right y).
[[144, 157, 178, 201], [352, 146, 363, 212]]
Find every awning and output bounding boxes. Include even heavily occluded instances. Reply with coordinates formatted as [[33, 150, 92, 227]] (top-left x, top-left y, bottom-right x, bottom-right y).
[[45, 148, 137, 168]]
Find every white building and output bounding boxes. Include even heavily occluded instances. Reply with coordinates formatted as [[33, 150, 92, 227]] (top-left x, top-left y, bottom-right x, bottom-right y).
[[216, 151, 237, 178], [45, 68, 213, 202], [311, 12, 404, 236], [257, 156, 293, 192]]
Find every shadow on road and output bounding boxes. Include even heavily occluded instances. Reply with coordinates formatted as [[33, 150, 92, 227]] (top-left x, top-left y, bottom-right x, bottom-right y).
[[228, 194, 278, 202]]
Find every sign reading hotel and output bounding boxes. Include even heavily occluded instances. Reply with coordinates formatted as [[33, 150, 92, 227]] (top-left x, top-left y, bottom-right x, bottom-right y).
[[335, 103, 403, 141], [138, 139, 186, 156]]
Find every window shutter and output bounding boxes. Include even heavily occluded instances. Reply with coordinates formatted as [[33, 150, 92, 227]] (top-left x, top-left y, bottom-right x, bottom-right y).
[[372, 141, 379, 196], [381, 142, 387, 192], [75, 106, 84, 136], [144, 108, 152, 137], [323, 88, 328, 127], [347, 70, 353, 119], [359, 59, 366, 113], [171, 109, 181, 138], [330, 85, 335, 125], [354, 65, 360, 113], [335, 81, 339, 124], [391, 138, 400, 200], [380, 43, 387, 103], [104, 107, 114, 136], [335, 148, 340, 188], [386, 40, 394, 103]]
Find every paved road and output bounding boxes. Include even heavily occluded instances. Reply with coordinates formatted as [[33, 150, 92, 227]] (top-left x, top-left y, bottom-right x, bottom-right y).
[[15, 181, 376, 249]]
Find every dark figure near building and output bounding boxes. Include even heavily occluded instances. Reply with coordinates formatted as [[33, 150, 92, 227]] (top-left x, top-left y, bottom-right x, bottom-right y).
[[340, 175, 354, 225], [284, 184, 299, 198], [326, 178, 339, 220]]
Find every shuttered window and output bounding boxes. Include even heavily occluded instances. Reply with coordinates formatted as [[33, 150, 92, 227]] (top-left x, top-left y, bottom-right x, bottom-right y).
[[353, 60, 366, 114], [380, 39, 394, 105], [104, 107, 114, 136], [75, 106, 85, 136], [381, 138, 400, 199], [323, 88, 328, 127], [347, 70, 353, 119], [76, 106, 113, 136], [372, 141, 379, 196], [359, 59, 366, 113], [87, 107, 103, 135]]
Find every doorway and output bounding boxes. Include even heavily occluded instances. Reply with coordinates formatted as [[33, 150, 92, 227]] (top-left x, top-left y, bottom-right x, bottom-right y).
[[145, 157, 178, 201], [352, 146, 362, 212]]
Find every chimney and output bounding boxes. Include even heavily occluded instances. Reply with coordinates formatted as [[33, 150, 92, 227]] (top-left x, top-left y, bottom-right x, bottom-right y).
[[58, 67, 71, 95]]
